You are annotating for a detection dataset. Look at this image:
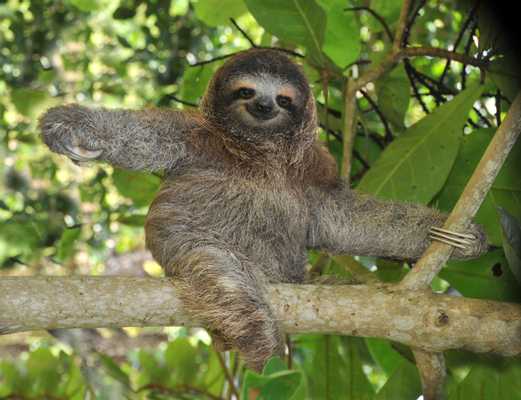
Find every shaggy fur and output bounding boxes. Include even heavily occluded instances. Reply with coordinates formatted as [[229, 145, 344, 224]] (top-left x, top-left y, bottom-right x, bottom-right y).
[[39, 48, 488, 370]]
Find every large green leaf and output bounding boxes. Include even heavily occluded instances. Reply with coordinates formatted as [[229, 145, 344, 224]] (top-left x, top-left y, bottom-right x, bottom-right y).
[[376, 65, 410, 129], [301, 336, 374, 400], [437, 128, 521, 244], [316, 0, 361, 68], [245, 0, 326, 60], [194, 0, 247, 27], [448, 358, 521, 400], [439, 250, 521, 302], [358, 84, 483, 203], [112, 169, 161, 208], [375, 360, 422, 400]]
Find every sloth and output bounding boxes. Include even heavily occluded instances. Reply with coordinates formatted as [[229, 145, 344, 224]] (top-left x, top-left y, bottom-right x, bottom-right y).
[[39, 48, 488, 371]]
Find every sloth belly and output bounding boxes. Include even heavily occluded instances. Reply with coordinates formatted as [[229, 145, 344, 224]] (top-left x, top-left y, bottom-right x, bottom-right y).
[[145, 173, 309, 283]]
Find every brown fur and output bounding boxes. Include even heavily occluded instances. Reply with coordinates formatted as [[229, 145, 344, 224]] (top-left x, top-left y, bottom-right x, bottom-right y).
[[39, 48, 488, 370]]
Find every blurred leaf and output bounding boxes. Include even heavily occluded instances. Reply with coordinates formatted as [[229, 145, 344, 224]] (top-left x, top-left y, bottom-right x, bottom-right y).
[[375, 360, 422, 400], [112, 169, 161, 207], [499, 208, 521, 284], [117, 213, 147, 227], [165, 338, 199, 384], [11, 88, 51, 119], [55, 226, 81, 263], [488, 58, 521, 102], [302, 336, 374, 399], [245, 0, 326, 61], [358, 84, 483, 203], [242, 357, 304, 400], [66, 0, 100, 12], [439, 250, 521, 302], [27, 348, 61, 394], [448, 358, 521, 400], [194, 0, 247, 27], [376, 65, 410, 129], [366, 338, 406, 377], [99, 354, 131, 387]]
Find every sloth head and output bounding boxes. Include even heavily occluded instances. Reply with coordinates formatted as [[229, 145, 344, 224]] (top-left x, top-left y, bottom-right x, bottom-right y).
[[201, 49, 317, 157]]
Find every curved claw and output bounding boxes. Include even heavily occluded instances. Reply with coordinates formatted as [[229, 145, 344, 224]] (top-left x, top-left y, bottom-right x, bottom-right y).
[[64, 145, 103, 162], [429, 226, 478, 250]]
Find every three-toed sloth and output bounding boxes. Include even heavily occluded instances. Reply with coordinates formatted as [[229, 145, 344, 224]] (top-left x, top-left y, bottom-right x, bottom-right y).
[[40, 48, 488, 370]]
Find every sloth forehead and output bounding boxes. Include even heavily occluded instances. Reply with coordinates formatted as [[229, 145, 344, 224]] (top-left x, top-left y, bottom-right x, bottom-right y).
[[228, 73, 298, 97]]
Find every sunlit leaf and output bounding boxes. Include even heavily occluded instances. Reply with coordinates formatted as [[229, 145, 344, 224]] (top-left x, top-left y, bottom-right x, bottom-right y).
[[358, 84, 483, 203], [194, 0, 247, 27]]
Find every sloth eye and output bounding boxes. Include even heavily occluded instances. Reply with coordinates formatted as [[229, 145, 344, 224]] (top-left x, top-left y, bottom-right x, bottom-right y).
[[238, 87, 255, 99], [276, 95, 292, 108]]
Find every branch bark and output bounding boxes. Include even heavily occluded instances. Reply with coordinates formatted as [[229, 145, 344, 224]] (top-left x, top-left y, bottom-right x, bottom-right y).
[[1, 277, 521, 356]]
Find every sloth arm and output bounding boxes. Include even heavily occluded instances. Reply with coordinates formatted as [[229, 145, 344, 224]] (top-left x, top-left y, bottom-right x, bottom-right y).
[[39, 104, 201, 172], [306, 182, 488, 261]]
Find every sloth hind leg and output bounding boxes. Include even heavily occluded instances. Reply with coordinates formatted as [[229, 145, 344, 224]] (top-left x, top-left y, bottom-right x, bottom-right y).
[[172, 245, 284, 371]]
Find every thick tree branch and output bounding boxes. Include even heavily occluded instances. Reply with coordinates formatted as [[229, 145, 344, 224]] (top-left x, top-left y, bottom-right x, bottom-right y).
[[401, 92, 521, 290], [1, 277, 521, 356]]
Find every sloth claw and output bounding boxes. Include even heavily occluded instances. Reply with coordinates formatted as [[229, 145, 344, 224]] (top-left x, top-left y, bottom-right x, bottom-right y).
[[429, 226, 478, 250]]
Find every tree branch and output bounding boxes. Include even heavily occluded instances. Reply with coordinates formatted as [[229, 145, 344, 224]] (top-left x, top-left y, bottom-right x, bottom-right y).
[[400, 91, 521, 290], [1, 277, 521, 357]]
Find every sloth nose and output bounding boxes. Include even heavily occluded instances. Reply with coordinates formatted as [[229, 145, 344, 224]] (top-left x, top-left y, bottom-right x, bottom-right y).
[[254, 97, 274, 114]]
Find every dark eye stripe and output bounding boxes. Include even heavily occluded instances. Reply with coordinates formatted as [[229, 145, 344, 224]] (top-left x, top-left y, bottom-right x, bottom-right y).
[[276, 95, 292, 108], [238, 87, 255, 99]]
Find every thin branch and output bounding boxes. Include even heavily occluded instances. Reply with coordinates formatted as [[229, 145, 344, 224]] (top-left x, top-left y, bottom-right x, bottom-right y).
[[400, 47, 487, 69], [359, 89, 393, 143], [345, 6, 393, 42], [230, 18, 257, 48], [215, 350, 239, 400], [393, 0, 413, 52], [190, 53, 237, 67], [1, 277, 521, 356], [439, 0, 479, 83], [400, 92, 521, 290]]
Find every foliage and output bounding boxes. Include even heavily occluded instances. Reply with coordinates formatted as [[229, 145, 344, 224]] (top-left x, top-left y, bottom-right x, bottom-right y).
[[0, 0, 519, 398]]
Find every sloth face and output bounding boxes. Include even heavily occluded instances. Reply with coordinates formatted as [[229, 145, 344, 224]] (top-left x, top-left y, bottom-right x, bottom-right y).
[[223, 73, 305, 130], [202, 49, 316, 147]]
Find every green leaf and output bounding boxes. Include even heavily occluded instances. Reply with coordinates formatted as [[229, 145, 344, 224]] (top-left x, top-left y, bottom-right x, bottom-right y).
[[165, 338, 199, 384], [112, 169, 161, 207], [437, 128, 521, 244], [366, 338, 406, 377], [317, 0, 361, 68], [194, 0, 247, 27], [448, 358, 521, 400], [242, 358, 304, 400], [376, 65, 410, 129], [27, 348, 61, 394], [11, 88, 51, 119], [301, 336, 374, 400], [66, 0, 100, 12], [358, 84, 483, 203], [245, 0, 326, 60], [375, 360, 422, 400], [499, 208, 521, 284], [439, 250, 521, 302], [99, 354, 131, 387], [181, 64, 220, 104], [55, 226, 81, 263]]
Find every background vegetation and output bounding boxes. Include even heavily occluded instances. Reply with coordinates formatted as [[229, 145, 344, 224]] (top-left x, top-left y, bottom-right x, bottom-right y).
[[0, 0, 520, 398]]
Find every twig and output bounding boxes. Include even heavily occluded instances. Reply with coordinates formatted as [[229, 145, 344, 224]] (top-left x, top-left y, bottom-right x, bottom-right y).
[[400, 92, 521, 290], [190, 53, 238, 67], [230, 18, 257, 48], [359, 89, 393, 143], [215, 350, 239, 399], [439, 0, 479, 84], [345, 6, 393, 42]]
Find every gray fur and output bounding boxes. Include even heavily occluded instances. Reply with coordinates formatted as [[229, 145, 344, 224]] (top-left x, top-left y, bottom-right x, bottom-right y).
[[39, 48, 488, 370]]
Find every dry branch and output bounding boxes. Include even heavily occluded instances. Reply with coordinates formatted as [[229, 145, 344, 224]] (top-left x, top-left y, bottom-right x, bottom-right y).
[[1, 277, 521, 356]]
